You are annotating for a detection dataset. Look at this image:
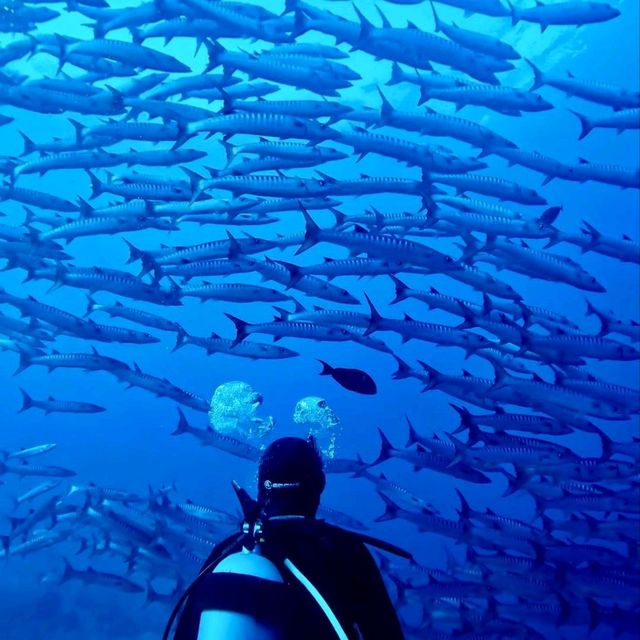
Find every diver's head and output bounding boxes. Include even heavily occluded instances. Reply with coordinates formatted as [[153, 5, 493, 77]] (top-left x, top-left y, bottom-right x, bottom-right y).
[[257, 436, 326, 518]]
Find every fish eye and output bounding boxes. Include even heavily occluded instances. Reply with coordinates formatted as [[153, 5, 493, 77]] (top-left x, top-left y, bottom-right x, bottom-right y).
[[318, 400, 327, 408]]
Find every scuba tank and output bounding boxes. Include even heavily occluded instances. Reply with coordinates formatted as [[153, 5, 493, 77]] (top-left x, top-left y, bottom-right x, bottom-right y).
[[197, 546, 285, 640]]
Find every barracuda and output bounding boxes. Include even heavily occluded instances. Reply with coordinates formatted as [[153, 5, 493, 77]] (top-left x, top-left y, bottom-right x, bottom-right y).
[[372, 91, 517, 151], [39, 214, 176, 242], [0, 184, 78, 212], [170, 408, 262, 461], [229, 98, 352, 120], [372, 426, 491, 484], [212, 155, 319, 178], [233, 253, 359, 305], [571, 108, 640, 139], [180, 281, 290, 304], [296, 206, 456, 271], [19, 389, 106, 415], [31, 265, 182, 305], [229, 140, 348, 163], [365, 294, 493, 354], [186, 111, 333, 142], [450, 404, 574, 436], [489, 364, 629, 419], [335, 123, 485, 173], [173, 329, 299, 360], [525, 332, 640, 362], [85, 297, 183, 333], [112, 363, 208, 412], [510, 1, 620, 31], [432, 174, 547, 204], [61, 38, 190, 73], [13, 347, 128, 376], [182, 0, 292, 42], [431, 3, 519, 59], [421, 83, 553, 115], [205, 42, 349, 94]]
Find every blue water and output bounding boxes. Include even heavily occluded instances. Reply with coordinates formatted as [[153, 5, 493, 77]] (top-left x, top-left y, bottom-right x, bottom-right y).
[[0, 0, 639, 638]]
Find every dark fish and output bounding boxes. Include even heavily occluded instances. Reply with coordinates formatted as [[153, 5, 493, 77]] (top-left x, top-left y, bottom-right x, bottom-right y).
[[318, 360, 377, 395]]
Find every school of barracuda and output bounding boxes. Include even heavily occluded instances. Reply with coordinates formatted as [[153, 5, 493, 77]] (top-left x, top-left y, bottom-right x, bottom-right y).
[[0, 0, 639, 637]]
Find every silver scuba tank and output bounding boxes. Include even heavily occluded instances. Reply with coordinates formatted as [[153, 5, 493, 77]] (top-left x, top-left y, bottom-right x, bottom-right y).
[[196, 545, 285, 640]]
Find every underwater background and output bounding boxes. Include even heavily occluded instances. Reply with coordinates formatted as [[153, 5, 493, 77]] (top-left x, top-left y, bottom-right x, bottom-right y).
[[0, 0, 638, 638]]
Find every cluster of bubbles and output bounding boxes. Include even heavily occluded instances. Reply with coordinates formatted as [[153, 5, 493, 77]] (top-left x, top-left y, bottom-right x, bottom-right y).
[[208, 381, 341, 458]]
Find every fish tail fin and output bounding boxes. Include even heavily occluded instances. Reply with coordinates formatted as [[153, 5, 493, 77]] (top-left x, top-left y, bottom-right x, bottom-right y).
[[181, 167, 204, 201], [353, 5, 374, 43], [54, 34, 68, 72], [404, 416, 419, 447], [419, 169, 439, 212], [77, 196, 94, 218], [389, 275, 409, 304], [377, 87, 394, 125], [318, 360, 332, 376], [538, 205, 562, 227], [374, 491, 401, 523], [595, 426, 614, 461], [295, 202, 320, 255], [60, 557, 74, 583], [84, 294, 97, 318], [391, 356, 413, 380], [224, 313, 248, 346], [444, 433, 466, 466], [18, 388, 33, 413], [122, 238, 145, 265], [585, 299, 608, 336], [455, 488, 471, 520], [221, 139, 235, 166], [417, 360, 440, 389], [14, 349, 33, 376], [85, 170, 103, 200], [291, 6, 309, 36], [449, 403, 474, 435], [170, 408, 190, 436], [204, 39, 224, 73], [524, 58, 544, 91], [570, 110, 592, 140], [350, 454, 369, 478], [172, 327, 189, 352], [503, 465, 531, 496], [19, 131, 36, 156], [386, 62, 403, 87], [430, 1, 443, 32], [580, 219, 601, 245], [372, 427, 396, 466], [129, 26, 142, 44], [363, 293, 382, 336], [139, 252, 160, 281]]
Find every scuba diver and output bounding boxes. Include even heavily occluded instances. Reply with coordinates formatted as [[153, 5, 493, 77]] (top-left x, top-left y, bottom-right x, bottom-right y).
[[165, 436, 409, 640]]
